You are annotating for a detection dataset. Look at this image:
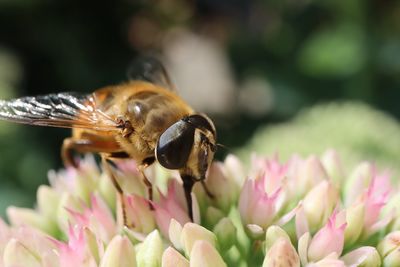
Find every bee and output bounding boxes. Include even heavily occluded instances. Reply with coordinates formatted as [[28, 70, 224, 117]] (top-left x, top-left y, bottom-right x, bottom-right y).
[[0, 58, 217, 223]]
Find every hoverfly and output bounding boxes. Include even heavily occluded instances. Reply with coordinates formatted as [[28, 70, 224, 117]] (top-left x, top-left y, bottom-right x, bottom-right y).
[[0, 57, 217, 223]]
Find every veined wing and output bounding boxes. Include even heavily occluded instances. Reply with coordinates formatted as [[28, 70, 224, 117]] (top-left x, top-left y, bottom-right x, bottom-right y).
[[0, 92, 119, 131]]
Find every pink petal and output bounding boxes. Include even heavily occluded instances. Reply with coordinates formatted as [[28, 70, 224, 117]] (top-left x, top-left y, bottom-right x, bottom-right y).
[[363, 173, 391, 230], [252, 191, 280, 228], [238, 178, 254, 224], [295, 205, 309, 239], [154, 181, 193, 238], [125, 194, 155, 234], [308, 212, 347, 262]]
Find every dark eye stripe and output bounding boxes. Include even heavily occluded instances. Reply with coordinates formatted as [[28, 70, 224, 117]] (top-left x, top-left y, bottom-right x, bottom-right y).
[[183, 114, 216, 137]]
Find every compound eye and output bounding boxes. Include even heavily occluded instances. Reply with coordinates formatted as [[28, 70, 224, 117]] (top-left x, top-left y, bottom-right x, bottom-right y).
[[156, 120, 195, 169]]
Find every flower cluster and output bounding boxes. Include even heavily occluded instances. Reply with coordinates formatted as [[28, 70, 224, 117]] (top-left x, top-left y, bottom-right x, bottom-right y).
[[2, 150, 400, 266]]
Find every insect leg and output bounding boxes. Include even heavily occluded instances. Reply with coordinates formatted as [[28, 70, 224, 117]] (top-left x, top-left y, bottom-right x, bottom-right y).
[[180, 176, 213, 221], [201, 180, 215, 199], [62, 138, 80, 168], [101, 156, 133, 228], [61, 137, 121, 168], [60, 138, 131, 227], [138, 157, 155, 208], [181, 175, 195, 221], [189, 175, 215, 199]]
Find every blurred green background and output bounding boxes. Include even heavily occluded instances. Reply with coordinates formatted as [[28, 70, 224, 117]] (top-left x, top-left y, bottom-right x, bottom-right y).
[[1, 0, 400, 215]]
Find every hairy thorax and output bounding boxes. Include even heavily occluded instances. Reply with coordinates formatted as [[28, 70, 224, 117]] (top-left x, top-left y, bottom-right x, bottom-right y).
[[98, 82, 193, 162]]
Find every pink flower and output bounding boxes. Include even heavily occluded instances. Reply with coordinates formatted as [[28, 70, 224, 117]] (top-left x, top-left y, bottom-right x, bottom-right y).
[[53, 225, 104, 267], [196, 158, 243, 212], [343, 170, 393, 243], [190, 240, 226, 267], [287, 156, 329, 200], [67, 193, 116, 243], [162, 247, 189, 267], [362, 173, 391, 231], [224, 154, 246, 188], [344, 162, 375, 205], [100, 235, 137, 267], [2, 149, 400, 266], [378, 231, 400, 265], [341, 246, 380, 266], [239, 174, 283, 231], [114, 159, 147, 196], [3, 225, 59, 267], [251, 154, 288, 195], [124, 194, 156, 234], [153, 179, 196, 237], [48, 155, 101, 201], [301, 180, 339, 232], [321, 149, 345, 188], [263, 226, 300, 267], [263, 238, 300, 267], [54, 225, 100, 267], [306, 211, 347, 262]]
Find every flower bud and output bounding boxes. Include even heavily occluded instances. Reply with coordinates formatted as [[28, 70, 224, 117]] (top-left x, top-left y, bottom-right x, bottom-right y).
[[56, 193, 83, 234], [363, 174, 391, 234], [307, 211, 346, 262], [67, 194, 117, 244], [3, 238, 41, 267], [310, 258, 346, 267], [45, 156, 105, 201], [302, 180, 339, 231], [382, 250, 400, 267], [168, 219, 183, 250], [246, 224, 264, 238], [161, 247, 189, 267], [125, 194, 156, 234], [84, 227, 103, 264], [292, 156, 329, 199], [37, 185, 60, 221], [136, 230, 163, 267], [224, 154, 246, 189], [213, 217, 236, 251], [298, 232, 311, 266], [382, 192, 400, 231], [56, 224, 98, 267], [189, 240, 226, 267], [321, 149, 345, 188], [202, 162, 239, 212], [7, 206, 56, 236], [239, 176, 282, 231], [378, 231, 400, 266], [98, 172, 116, 211], [204, 206, 224, 226], [299, 231, 344, 266], [344, 202, 365, 245], [265, 225, 291, 250], [153, 179, 192, 238], [344, 162, 374, 205], [257, 156, 288, 195], [341, 246, 381, 267], [12, 226, 58, 265], [100, 235, 137, 267], [180, 223, 217, 256], [262, 238, 300, 267]]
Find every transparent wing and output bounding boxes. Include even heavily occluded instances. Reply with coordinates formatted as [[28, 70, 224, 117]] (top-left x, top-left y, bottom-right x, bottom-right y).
[[0, 92, 119, 131], [127, 55, 177, 91]]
